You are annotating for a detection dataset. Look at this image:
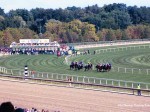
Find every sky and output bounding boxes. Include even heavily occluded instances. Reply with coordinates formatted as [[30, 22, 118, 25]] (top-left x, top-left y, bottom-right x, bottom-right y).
[[1, 0, 150, 13]]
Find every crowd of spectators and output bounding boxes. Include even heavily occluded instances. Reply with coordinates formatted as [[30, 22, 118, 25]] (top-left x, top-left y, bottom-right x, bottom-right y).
[[0, 47, 12, 55], [0, 102, 60, 112]]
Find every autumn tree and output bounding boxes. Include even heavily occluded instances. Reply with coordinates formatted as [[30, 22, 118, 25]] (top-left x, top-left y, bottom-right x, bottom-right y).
[[0, 31, 4, 46], [82, 22, 99, 41], [115, 29, 122, 40]]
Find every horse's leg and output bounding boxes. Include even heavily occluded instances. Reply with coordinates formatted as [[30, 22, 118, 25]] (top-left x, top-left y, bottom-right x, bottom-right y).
[[75, 66, 77, 70], [70, 65, 72, 70], [88, 66, 90, 70], [78, 66, 80, 70], [100, 67, 102, 72]]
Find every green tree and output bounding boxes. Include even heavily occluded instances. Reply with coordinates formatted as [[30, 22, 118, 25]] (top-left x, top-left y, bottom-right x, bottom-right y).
[[0, 8, 5, 16]]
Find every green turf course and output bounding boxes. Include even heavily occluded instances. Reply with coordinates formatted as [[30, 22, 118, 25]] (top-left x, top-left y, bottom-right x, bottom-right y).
[[0, 44, 150, 83]]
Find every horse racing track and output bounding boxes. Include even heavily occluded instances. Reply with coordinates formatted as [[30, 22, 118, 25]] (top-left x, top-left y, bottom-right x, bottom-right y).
[[0, 43, 150, 83], [0, 43, 150, 111]]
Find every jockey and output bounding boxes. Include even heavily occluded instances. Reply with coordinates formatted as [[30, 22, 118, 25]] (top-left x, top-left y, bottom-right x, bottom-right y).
[[75, 61, 78, 65], [79, 61, 83, 65], [88, 62, 91, 67], [99, 63, 101, 66], [88, 62, 91, 65], [71, 61, 74, 65], [108, 63, 111, 66]]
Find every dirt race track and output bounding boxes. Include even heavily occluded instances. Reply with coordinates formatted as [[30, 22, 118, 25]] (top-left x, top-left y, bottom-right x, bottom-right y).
[[0, 79, 150, 112]]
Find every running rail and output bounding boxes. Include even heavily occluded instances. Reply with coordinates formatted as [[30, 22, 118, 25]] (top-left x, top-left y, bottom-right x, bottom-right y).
[[0, 74, 149, 97]]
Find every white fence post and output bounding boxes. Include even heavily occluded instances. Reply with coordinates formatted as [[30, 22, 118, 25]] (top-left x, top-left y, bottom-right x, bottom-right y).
[[11, 69, 13, 75], [147, 69, 149, 75], [132, 83, 133, 88], [51, 73, 53, 79], [125, 82, 127, 87], [77, 76, 78, 82], [6, 68, 8, 74], [61, 75, 63, 80], [2, 67, 3, 73], [83, 77, 85, 83], [100, 79, 101, 84], [42, 73, 43, 78], [94, 78, 95, 84], [5, 68, 7, 73], [5, 68, 7, 74], [2, 67, 4, 73], [112, 80, 114, 86], [118, 81, 120, 87]]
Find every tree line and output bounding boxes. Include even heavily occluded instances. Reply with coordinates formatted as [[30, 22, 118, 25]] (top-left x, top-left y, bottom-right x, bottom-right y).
[[0, 3, 150, 46]]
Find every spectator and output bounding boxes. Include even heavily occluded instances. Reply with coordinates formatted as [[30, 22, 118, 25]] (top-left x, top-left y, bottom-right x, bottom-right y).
[[87, 50, 90, 54], [31, 70, 35, 78], [93, 50, 96, 55], [15, 108, 24, 112], [0, 102, 15, 112], [137, 84, 141, 96]]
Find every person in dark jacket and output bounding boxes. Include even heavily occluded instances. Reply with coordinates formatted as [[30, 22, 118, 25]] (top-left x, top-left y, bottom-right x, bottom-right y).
[[0, 102, 15, 112]]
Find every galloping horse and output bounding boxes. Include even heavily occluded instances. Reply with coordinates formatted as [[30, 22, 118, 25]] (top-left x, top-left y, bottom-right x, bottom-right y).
[[84, 63, 93, 71], [70, 62, 75, 70], [96, 63, 111, 72], [70, 61, 84, 70], [96, 64, 102, 72]]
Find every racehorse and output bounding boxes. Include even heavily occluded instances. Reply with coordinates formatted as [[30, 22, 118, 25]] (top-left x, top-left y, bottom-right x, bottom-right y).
[[84, 63, 93, 71], [96, 63, 111, 72], [70, 62, 75, 70], [96, 64, 102, 72], [70, 61, 84, 70], [70, 64, 75, 70], [77, 64, 83, 70]]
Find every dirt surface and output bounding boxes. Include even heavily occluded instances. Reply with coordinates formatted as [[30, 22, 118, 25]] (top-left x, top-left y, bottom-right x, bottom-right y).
[[0, 79, 150, 112], [75, 41, 150, 49]]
